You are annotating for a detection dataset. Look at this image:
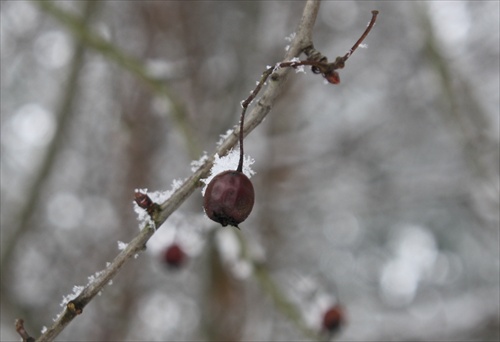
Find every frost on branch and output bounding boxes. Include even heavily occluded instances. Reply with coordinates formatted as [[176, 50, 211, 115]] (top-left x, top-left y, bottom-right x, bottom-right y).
[[200, 149, 256, 196], [59, 285, 84, 308], [190, 151, 209, 172], [284, 32, 297, 51], [216, 129, 234, 148]]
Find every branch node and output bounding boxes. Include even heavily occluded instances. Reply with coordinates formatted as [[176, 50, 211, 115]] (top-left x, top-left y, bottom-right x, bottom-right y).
[[67, 300, 83, 315]]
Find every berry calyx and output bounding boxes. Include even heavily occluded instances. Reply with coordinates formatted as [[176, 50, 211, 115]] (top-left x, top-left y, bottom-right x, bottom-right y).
[[163, 243, 186, 269], [203, 170, 254, 227]]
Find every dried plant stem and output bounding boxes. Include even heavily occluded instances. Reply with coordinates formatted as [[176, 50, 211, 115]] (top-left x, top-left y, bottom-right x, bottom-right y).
[[35, 1, 321, 341]]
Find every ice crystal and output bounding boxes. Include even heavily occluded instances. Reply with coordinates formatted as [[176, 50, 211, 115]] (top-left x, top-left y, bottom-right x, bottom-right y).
[[87, 269, 105, 285], [60, 285, 84, 307], [284, 32, 296, 42], [117, 240, 128, 251], [217, 129, 234, 147], [191, 151, 209, 172]]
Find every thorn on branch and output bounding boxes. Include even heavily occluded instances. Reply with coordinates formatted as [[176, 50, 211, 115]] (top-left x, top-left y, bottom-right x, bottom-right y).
[[15, 319, 35, 342]]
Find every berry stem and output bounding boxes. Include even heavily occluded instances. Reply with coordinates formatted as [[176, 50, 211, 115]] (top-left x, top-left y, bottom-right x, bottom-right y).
[[237, 106, 247, 173]]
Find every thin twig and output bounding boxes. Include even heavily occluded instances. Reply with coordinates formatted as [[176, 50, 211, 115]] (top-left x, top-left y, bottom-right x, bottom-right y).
[[343, 10, 379, 61]]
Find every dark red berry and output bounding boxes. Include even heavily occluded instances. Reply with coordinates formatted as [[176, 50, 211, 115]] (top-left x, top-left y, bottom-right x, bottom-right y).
[[203, 170, 254, 227], [322, 305, 345, 333], [163, 243, 186, 269]]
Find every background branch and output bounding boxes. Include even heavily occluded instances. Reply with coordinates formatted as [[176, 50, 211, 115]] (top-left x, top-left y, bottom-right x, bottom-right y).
[[34, 0, 198, 157], [1, 0, 98, 329]]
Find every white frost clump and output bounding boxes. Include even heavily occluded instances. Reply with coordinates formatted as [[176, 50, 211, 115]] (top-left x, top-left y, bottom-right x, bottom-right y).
[[87, 270, 105, 285], [200, 149, 255, 196], [60, 285, 84, 307], [290, 57, 305, 74], [284, 32, 296, 51], [217, 129, 234, 147], [285, 32, 296, 42], [295, 65, 305, 74], [191, 151, 209, 172], [117, 240, 128, 251]]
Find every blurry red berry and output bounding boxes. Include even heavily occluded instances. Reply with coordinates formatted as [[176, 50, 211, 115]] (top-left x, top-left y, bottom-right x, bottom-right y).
[[203, 170, 254, 228], [322, 304, 345, 333], [163, 243, 186, 269]]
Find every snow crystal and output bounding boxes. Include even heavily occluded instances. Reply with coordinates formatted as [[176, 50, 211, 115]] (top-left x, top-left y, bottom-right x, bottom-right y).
[[148, 189, 173, 204], [87, 270, 105, 285], [290, 57, 300, 63], [284, 32, 296, 42], [272, 62, 281, 73], [359, 43, 368, 49], [217, 129, 234, 147], [285, 45, 290, 52], [60, 285, 84, 307], [117, 241, 128, 251], [295, 65, 305, 74], [41, 326, 47, 334], [134, 200, 153, 228], [200, 149, 255, 196], [191, 151, 209, 172]]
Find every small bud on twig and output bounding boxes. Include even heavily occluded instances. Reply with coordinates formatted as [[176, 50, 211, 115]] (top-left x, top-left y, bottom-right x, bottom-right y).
[[134, 191, 161, 217]]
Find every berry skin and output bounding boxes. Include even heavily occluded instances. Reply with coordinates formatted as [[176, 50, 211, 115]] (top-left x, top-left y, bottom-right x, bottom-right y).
[[203, 170, 255, 228], [322, 305, 345, 333], [163, 243, 186, 269]]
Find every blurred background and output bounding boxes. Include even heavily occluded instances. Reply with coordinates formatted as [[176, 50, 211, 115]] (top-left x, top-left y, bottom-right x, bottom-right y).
[[1, 1, 498, 341]]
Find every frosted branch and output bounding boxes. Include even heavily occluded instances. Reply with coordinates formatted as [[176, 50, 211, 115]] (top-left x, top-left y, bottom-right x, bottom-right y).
[[35, 1, 322, 341]]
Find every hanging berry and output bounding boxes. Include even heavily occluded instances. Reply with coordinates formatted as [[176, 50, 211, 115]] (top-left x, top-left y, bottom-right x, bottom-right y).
[[203, 97, 255, 228]]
